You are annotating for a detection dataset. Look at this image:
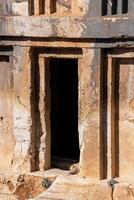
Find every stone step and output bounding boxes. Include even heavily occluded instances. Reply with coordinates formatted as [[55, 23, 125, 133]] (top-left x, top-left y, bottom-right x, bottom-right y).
[[34, 175, 112, 200]]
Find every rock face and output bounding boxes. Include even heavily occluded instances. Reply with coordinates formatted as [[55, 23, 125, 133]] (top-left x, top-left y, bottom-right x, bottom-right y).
[[0, 171, 46, 200], [1, 0, 134, 200]]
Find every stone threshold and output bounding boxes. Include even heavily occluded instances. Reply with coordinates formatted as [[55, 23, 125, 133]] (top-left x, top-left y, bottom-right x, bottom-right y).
[[30, 174, 134, 200]]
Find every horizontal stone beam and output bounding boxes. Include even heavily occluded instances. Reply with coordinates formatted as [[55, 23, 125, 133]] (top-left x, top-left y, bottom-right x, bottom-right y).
[[0, 15, 134, 38]]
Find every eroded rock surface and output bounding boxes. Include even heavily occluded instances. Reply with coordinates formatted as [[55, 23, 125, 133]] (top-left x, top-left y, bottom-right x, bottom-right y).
[[0, 172, 46, 200]]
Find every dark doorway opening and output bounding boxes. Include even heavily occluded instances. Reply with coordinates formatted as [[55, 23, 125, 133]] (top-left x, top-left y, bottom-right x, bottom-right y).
[[50, 58, 80, 169]]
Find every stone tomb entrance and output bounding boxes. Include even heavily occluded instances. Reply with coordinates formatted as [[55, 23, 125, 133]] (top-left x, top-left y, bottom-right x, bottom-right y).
[[101, 49, 134, 179], [33, 48, 82, 171]]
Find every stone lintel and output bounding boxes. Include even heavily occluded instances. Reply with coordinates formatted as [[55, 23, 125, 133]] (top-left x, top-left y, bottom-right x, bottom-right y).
[[0, 15, 134, 38]]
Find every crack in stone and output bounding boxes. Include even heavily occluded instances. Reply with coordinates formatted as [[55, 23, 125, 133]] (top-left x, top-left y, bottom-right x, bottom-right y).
[[107, 179, 119, 200], [17, 96, 29, 110]]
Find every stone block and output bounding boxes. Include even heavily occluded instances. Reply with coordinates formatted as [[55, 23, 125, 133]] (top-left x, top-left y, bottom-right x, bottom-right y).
[[12, 2, 29, 16], [88, 183, 112, 200], [113, 183, 134, 200], [35, 176, 112, 200]]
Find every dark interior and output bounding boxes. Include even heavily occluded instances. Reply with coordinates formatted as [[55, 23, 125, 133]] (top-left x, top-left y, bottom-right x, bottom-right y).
[[0, 55, 9, 62], [50, 58, 80, 169], [102, 0, 128, 15]]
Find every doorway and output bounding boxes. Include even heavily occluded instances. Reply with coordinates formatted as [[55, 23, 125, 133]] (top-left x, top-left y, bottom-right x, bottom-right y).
[[50, 58, 80, 169]]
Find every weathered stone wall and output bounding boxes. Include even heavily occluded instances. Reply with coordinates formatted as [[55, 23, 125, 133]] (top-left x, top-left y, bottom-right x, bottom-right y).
[[0, 0, 28, 15], [118, 58, 134, 178], [0, 46, 34, 173], [78, 48, 102, 179], [0, 52, 14, 171], [12, 46, 33, 173], [1, 1, 134, 200]]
